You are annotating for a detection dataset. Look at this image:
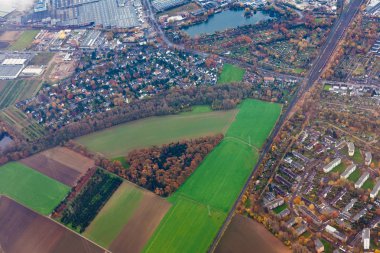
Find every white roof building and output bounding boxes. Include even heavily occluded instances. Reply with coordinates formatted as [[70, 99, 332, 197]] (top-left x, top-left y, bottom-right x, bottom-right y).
[[347, 142, 355, 156], [355, 172, 370, 189], [365, 152, 372, 166], [2, 58, 27, 65], [362, 228, 370, 250], [370, 180, 380, 198], [341, 164, 356, 179], [323, 158, 341, 173]]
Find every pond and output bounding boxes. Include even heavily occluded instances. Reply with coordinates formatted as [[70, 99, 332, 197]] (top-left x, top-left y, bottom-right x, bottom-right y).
[[182, 9, 272, 37], [0, 132, 13, 150]]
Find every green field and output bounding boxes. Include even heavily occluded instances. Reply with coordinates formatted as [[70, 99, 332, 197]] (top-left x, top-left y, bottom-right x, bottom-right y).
[[362, 179, 374, 190], [84, 182, 143, 247], [348, 169, 361, 183], [217, 64, 245, 84], [76, 107, 238, 157], [321, 239, 333, 253], [8, 30, 39, 50], [273, 203, 288, 214], [145, 196, 226, 253], [144, 99, 281, 253], [0, 162, 70, 215], [332, 163, 346, 174], [323, 84, 332, 91]]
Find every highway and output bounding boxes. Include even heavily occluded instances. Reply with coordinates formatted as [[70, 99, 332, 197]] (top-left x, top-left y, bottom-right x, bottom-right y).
[[142, 0, 365, 251]]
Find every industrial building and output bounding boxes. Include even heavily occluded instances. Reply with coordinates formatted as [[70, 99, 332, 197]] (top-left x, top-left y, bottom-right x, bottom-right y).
[[355, 172, 370, 189], [370, 180, 380, 198], [341, 164, 356, 179], [323, 158, 341, 173], [152, 0, 189, 12], [0, 58, 27, 80]]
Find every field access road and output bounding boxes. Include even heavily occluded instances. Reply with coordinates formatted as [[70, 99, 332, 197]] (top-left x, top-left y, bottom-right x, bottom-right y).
[[208, 0, 364, 251]]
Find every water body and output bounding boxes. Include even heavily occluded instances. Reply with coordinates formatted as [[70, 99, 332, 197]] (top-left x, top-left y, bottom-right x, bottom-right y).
[[0, 132, 13, 150], [183, 9, 271, 37]]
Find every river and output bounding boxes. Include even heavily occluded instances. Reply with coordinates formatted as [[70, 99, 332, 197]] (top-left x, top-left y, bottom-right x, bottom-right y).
[[182, 9, 271, 37]]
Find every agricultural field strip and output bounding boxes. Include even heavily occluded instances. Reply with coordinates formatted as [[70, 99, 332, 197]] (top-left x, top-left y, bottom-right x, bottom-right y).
[[0, 162, 70, 215], [76, 108, 238, 157]]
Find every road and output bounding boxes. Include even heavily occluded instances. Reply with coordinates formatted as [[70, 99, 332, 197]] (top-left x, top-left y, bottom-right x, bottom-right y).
[[142, 0, 364, 251]]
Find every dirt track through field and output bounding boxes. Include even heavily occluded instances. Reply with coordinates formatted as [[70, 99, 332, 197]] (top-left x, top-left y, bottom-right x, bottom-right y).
[[0, 196, 106, 253], [21, 147, 95, 186], [109, 191, 171, 253], [215, 214, 290, 253]]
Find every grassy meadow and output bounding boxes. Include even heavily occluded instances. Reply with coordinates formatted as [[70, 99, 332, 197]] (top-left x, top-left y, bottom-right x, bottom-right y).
[[75, 106, 237, 157], [217, 64, 245, 84], [8, 30, 39, 50]]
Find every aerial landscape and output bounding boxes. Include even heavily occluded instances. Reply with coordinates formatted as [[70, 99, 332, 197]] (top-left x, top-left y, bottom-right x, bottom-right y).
[[0, 0, 379, 252]]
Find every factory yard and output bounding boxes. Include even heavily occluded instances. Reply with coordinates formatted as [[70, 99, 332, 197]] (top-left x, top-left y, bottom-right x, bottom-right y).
[[0, 196, 106, 253]]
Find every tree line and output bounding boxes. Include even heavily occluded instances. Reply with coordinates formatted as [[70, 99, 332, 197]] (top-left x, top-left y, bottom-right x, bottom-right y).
[[98, 134, 223, 196], [0, 83, 253, 164]]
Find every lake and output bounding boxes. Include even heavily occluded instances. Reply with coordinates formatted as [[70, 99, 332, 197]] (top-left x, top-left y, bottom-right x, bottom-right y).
[[182, 9, 271, 37]]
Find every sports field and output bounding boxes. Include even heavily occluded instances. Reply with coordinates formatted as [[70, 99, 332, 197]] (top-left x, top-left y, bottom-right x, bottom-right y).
[[217, 64, 245, 84], [144, 99, 282, 253], [0, 162, 70, 215], [7, 30, 39, 50], [75, 107, 238, 157]]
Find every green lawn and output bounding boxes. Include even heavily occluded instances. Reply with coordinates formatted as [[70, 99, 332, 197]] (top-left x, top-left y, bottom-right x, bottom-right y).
[[144, 196, 226, 253], [84, 182, 143, 247], [332, 163, 346, 174], [8, 30, 39, 51], [143, 99, 281, 253], [352, 148, 363, 164], [323, 84, 332, 91], [348, 169, 361, 183], [112, 157, 129, 169], [321, 239, 333, 253], [217, 64, 245, 84], [0, 162, 70, 215], [76, 108, 238, 157], [273, 203, 288, 214], [362, 179, 374, 190]]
